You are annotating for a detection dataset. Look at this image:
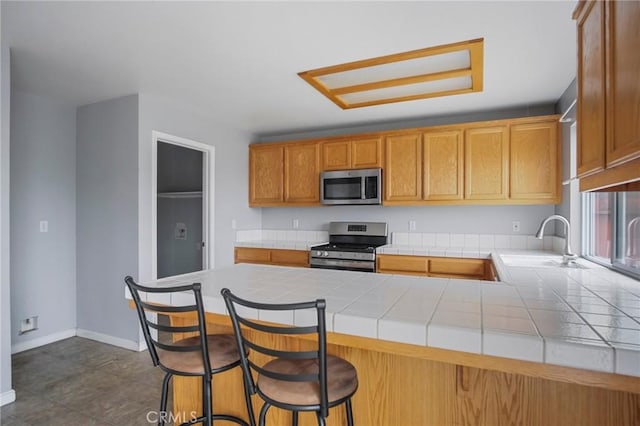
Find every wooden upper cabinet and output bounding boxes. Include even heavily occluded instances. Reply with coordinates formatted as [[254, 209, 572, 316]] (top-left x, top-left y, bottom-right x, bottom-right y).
[[384, 133, 422, 202], [352, 137, 383, 169], [249, 144, 284, 206], [574, 0, 640, 190], [464, 127, 509, 200], [423, 130, 463, 200], [605, 0, 640, 168], [576, 0, 606, 177], [322, 140, 351, 170], [321, 137, 382, 170], [510, 121, 560, 202], [284, 142, 320, 204], [249, 115, 562, 206]]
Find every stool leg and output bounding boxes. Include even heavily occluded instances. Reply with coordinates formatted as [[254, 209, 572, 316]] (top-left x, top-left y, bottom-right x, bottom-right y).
[[315, 411, 326, 426], [159, 373, 172, 426], [203, 375, 213, 426], [242, 378, 256, 426], [258, 402, 271, 426], [345, 399, 354, 426], [292, 411, 298, 426]]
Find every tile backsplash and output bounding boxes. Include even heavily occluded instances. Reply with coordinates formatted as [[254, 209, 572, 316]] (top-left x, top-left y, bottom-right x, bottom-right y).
[[391, 232, 564, 252], [236, 229, 328, 243], [236, 229, 565, 253]]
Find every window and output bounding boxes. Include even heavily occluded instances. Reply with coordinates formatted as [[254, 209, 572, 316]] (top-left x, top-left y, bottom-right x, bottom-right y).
[[583, 191, 640, 279]]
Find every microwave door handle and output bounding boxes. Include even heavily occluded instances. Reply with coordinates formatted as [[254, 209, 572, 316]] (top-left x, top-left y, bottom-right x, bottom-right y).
[[361, 176, 366, 199]]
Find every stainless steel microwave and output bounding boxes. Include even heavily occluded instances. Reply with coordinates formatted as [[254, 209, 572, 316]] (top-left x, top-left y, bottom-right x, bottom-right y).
[[320, 168, 382, 205]]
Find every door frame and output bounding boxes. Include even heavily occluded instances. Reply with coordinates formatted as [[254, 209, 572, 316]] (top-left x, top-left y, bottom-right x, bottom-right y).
[[151, 131, 215, 280]]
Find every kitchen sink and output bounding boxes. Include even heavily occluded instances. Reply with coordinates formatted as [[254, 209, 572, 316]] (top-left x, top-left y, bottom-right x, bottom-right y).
[[499, 254, 589, 269]]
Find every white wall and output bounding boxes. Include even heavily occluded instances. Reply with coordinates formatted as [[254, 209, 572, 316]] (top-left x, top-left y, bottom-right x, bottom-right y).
[[137, 93, 261, 281], [10, 91, 76, 351], [76, 94, 139, 345], [0, 42, 15, 404]]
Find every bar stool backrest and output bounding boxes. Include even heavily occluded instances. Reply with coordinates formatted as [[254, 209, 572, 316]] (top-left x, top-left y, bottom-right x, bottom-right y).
[[124, 276, 211, 376], [221, 288, 329, 418]]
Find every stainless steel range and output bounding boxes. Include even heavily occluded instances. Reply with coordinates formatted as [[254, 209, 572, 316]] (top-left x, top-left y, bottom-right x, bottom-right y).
[[310, 222, 388, 272]]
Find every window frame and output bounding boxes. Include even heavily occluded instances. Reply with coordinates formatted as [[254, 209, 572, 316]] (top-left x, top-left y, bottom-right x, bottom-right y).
[[582, 192, 640, 280]]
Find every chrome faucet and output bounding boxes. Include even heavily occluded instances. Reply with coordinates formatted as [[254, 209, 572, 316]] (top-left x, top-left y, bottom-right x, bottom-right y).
[[535, 214, 578, 265]]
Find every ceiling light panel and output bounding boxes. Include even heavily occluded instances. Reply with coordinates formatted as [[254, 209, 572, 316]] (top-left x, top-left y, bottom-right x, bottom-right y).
[[338, 76, 473, 106], [316, 50, 471, 89], [299, 38, 483, 109]]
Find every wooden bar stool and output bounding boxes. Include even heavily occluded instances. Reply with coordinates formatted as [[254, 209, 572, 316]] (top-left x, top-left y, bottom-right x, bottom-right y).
[[221, 288, 358, 426], [125, 276, 255, 426]]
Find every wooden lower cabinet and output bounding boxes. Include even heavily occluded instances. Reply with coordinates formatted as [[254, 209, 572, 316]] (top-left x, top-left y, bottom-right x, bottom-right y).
[[377, 254, 495, 281], [170, 313, 640, 426], [234, 247, 309, 267]]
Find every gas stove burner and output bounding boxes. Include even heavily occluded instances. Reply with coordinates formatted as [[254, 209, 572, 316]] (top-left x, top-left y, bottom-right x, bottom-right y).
[[312, 243, 376, 253]]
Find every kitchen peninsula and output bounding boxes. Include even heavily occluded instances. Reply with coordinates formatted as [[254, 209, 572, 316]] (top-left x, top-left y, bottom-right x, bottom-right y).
[[132, 254, 640, 426]]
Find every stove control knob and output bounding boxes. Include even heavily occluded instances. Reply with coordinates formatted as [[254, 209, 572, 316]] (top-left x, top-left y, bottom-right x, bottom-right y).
[[323, 251, 329, 257], [315, 251, 322, 256]]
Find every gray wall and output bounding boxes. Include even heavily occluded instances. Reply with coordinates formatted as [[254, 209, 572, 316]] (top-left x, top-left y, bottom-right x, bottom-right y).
[[259, 105, 557, 236], [1, 43, 13, 400], [137, 93, 261, 281], [76, 94, 139, 343], [10, 91, 76, 347], [256, 104, 556, 143]]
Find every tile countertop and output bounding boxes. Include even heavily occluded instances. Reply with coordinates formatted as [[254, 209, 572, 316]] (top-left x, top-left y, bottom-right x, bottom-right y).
[[135, 254, 640, 378]]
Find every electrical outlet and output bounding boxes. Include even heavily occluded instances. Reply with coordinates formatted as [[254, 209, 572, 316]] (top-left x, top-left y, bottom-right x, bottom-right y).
[[19, 316, 38, 335], [293, 219, 299, 229], [409, 220, 416, 231], [231, 219, 237, 229], [512, 221, 521, 232]]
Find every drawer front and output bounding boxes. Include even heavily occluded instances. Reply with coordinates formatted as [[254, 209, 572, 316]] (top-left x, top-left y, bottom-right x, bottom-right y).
[[429, 257, 486, 277], [377, 255, 429, 274], [234, 247, 271, 263], [271, 249, 309, 267]]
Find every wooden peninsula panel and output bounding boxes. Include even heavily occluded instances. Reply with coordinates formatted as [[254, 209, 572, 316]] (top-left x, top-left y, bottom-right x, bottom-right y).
[[167, 312, 640, 426]]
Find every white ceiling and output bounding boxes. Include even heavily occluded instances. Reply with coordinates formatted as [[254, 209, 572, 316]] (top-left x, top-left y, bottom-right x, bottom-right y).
[[2, 1, 577, 136]]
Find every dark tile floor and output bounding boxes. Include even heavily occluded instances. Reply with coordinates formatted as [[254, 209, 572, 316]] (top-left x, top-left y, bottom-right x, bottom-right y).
[[0, 337, 170, 425]]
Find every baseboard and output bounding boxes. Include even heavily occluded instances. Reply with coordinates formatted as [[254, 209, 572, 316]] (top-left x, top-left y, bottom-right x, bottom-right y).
[[76, 328, 144, 352], [0, 389, 16, 406], [11, 328, 76, 354]]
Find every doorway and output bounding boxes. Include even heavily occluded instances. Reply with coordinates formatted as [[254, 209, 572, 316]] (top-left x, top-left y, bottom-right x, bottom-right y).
[[152, 132, 214, 279]]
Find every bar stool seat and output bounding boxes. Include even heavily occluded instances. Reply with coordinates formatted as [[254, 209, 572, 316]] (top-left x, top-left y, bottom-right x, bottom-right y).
[[258, 356, 358, 406], [157, 334, 244, 374]]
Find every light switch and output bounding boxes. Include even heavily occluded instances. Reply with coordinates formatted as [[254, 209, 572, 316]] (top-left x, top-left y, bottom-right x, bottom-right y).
[[39, 221, 48, 233]]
